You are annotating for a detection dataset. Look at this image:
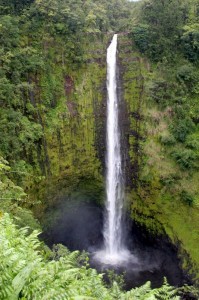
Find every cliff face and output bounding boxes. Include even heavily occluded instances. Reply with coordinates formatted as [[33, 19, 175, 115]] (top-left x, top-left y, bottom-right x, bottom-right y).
[[25, 36, 109, 215], [24, 34, 199, 283], [118, 35, 199, 284], [118, 35, 145, 189]]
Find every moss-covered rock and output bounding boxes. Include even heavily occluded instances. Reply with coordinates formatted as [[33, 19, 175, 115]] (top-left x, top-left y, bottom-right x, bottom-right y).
[[119, 34, 199, 284], [24, 35, 109, 215]]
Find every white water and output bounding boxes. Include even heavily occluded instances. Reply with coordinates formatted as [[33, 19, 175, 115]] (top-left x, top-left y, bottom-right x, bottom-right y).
[[104, 34, 124, 255], [95, 34, 131, 265]]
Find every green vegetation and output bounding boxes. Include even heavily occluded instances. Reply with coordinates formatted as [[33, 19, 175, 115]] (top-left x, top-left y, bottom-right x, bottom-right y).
[[0, 213, 189, 299], [0, 0, 199, 297], [129, 0, 199, 284]]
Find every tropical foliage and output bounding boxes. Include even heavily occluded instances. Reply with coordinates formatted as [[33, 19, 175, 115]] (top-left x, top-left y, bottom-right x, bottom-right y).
[[0, 0, 199, 298], [0, 213, 181, 300], [130, 0, 199, 207]]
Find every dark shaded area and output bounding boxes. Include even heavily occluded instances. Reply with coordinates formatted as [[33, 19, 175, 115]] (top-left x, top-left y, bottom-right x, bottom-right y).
[[42, 200, 103, 250], [41, 196, 190, 290]]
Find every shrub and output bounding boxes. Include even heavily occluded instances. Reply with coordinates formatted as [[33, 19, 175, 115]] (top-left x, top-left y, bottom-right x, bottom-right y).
[[176, 64, 198, 92], [131, 24, 150, 53], [172, 149, 197, 170], [186, 133, 199, 150], [181, 25, 199, 62], [160, 174, 178, 187], [180, 190, 194, 206], [170, 118, 195, 142], [160, 134, 176, 146], [176, 65, 197, 83], [149, 79, 171, 106]]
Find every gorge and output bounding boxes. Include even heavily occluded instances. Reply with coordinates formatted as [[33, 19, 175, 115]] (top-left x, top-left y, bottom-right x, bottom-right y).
[[41, 34, 189, 291], [0, 0, 199, 299]]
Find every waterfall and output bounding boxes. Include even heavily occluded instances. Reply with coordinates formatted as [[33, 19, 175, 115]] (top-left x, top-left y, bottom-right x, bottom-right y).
[[104, 34, 124, 256], [94, 34, 130, 265]]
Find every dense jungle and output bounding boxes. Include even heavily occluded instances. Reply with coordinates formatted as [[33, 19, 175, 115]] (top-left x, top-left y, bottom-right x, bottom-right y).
[[0, 0, 199, 299]]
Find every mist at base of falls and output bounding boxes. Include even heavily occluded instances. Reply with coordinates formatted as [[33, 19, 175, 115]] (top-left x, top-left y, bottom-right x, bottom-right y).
[[41, 196, 188, 290], [93, 248, 133, 266]]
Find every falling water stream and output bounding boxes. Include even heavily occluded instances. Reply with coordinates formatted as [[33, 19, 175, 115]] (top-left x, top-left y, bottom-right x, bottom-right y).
[[104, 34, 123, 256], [95, 34, 131, 265]]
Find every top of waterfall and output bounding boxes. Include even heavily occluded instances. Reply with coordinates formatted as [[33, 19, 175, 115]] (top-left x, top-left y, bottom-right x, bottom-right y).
[[107, 34, 118, 62]]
